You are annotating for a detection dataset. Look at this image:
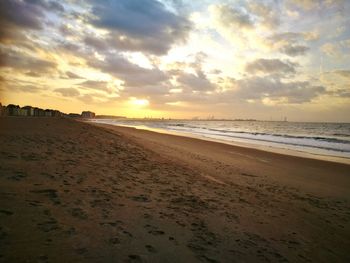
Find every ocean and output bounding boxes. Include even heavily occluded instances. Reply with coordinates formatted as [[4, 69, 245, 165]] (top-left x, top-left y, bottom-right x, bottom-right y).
[[90, 119, 350, 160]]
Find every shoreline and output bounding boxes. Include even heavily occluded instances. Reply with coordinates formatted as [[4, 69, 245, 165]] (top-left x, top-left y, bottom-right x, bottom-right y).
[[87, 120, 350, 165], [92, 122, 350, 199]]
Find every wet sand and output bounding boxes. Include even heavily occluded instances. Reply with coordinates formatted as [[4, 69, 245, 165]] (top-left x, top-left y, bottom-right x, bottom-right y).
[[0, 117, 349, 262]]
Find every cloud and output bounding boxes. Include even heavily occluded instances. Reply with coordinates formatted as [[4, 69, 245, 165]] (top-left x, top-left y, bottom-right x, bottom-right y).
[[168, 52, 214, 92], [245, 59, 297, 74], [88, 0, 191, 54], [176, 72, 215, 91], [54, 87, 80, 97], [288, 0, 319, 10], [263, 31, 316, 56], [19, 84, 44, 93], [121, 85, 170, 97], [64, 71, 84, 79], [287, 0, 345, 10], [267, 32, 301, 45], [88, 55, 168, 87], [157, 74, 326, 106], [0, 0, 44, 30], [84, 36, 108, 50], [331, 70, 350, 78], [247, 2, 280, 29], [327, 88, 350, 98], [234, 76, 325, 103], [0, 0, 64, 43], [0, 48, 56, 73], [210, 4, 253, 29], [321, 43, 341, 57], [77, 80, 111, 93], [281, 45, 309, 56]]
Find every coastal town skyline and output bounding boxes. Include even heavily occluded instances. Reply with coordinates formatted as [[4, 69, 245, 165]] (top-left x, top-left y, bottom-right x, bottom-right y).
[[1, 0, 350, 122]]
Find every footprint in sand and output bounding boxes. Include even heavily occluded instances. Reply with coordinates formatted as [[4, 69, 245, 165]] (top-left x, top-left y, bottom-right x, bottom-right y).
[[108, 237, 120, 245], [37, 219, 60, 232], [7, 171, 27, 181], [30, 189, 61, 205], [70, 207, 88, 220], [132, 195, 151, 202], [241, 173, 258, 178], [144, 224, 165, 236], [128, 254, 142, 262], [145, 245, 157, 253], [0, 210, 13, 216]]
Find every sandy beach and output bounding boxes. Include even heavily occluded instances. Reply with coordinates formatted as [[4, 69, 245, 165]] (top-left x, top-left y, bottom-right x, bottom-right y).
[[1, 117, 349, 262]]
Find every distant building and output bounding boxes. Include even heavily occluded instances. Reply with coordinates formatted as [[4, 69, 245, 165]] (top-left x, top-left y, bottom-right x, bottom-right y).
[[22, 106, 34, 116], [38, 109, 45, 117], [81, 111, 95, 118], [33, 107, 40, 116], [19, 108, 27, 116], [7, 104, 20, 116], [68, 113, 81, 118], [0, 103, 64, 117], [44, 109, 52, 117], [0, 103, 5, 116], [52, 110, 62, 117]]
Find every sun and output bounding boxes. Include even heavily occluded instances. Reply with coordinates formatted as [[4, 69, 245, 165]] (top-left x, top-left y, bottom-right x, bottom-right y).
[[129, 98, 149, 107]]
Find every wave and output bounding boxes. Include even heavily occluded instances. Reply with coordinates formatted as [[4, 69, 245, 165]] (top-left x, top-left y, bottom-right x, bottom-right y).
[[168, 125, 350, 145], [91, 119, 350, 157], [166, 125, 350, 153]]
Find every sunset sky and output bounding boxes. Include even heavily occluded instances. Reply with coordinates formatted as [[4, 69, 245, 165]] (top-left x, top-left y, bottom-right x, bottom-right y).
[[1, 0, 349, 121]]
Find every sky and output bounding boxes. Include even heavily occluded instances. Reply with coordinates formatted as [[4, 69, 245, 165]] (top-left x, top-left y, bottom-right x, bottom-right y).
[[0, 0, 349, 121]]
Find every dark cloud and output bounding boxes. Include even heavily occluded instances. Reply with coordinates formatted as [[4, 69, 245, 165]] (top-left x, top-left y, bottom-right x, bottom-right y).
[[177, 72, 215, 91], [0, 48, 56, 73], [64, 71, 84, 79], [287, 0, 346, 11], [77, 80, 111, 93], [247, 2, 280, 29], [25, 71, 42, 77], [121, 85, 170, 97], [171, 52, 214, 91], [88, 0, 191, 54], [0, 0, 64, 43], [54, 87, 80, 97], [57, 41, 83, 54], [89, 55, 168, 87], [266, 32, 312, 57], [0, 77, 46, 93], [0, 0, 44, 30], [281, 45, 309, 56], [235, 76, 325, 103], [166, 75, 325, 105], [14, 84, 44, 93], [213, 4, 254, 29], [59, 24, 74, 36], [246, 58, 297, 74], [25, 0, 65, 12], [327, 88, 350, 98], [331, 70, 350, 78], [84, 36, 108, 50], [268, 32, 302, 42]]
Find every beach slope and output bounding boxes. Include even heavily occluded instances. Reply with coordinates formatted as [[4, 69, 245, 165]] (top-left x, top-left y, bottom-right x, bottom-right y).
[[0, 117, 349, 262]]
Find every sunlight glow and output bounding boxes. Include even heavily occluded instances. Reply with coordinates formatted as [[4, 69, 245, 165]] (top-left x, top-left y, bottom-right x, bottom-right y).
[[129, 98, 149, 107]]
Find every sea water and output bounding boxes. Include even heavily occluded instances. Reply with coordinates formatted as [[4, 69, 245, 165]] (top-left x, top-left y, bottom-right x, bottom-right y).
[[90, 119, 350, 159]]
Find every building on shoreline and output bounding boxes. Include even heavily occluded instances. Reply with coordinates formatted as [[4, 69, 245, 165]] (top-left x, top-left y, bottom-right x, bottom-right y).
[[81, 111, 96, 118], [22, 106, 34, 116], [0, 102, 94, 119], [0, 103, 64, 118]]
